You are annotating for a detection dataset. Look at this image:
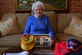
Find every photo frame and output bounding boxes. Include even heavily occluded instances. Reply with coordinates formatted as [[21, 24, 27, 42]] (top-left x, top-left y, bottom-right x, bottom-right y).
[[16, 0, 68, 12], [33, 34, 51, 47]]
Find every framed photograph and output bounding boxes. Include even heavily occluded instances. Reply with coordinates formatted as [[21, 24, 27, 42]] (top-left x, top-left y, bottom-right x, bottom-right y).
[[16, 0, 68, 12], [33, 34, 51, 47]]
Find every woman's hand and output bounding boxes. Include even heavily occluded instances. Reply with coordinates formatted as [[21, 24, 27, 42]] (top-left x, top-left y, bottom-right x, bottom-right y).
[[49, 39, 54, 47]]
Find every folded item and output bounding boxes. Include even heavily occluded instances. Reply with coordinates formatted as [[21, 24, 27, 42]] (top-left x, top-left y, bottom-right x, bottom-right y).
[[3, 51, 29, 55], [54, 39, 82, 55]]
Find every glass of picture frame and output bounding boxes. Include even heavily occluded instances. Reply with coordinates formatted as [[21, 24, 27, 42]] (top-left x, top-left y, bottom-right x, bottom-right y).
[[15, 0, 68, 12], [33, 34, 51, 47]]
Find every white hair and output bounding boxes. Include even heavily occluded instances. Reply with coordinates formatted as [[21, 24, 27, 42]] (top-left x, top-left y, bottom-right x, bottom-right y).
[[32, 1, 45, 11]]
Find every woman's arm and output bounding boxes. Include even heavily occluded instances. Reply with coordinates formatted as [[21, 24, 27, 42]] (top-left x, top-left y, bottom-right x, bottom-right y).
[[46, 17, 54, 40], [24, 17, 31, 35]]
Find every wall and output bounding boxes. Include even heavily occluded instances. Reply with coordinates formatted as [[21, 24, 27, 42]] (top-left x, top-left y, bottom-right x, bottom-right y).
[[69, 0, 82, 13], [0, 0, 15, 19], [0, 0, 82, 19]]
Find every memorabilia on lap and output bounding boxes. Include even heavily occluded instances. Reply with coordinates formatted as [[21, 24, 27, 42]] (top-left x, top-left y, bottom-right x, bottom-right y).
[[21, 34, 51, 51]]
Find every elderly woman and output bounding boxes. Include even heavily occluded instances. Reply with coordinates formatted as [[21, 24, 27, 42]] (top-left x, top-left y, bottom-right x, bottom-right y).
[[24, 1, 54, 46]]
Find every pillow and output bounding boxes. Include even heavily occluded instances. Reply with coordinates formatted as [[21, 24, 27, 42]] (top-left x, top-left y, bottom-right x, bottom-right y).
[[0, 15, 19, 36], [64, 16, 82, 37]]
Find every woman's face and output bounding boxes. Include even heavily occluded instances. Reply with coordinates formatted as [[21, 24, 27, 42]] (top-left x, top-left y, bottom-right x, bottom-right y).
[[34, 6, 43, 17]]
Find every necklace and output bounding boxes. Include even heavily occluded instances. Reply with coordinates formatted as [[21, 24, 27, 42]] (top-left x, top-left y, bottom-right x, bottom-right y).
[[38, 22, 40, 24]]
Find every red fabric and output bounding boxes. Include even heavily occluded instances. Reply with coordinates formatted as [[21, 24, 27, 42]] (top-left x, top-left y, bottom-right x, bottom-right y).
[[54, 41, 71, 55]]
